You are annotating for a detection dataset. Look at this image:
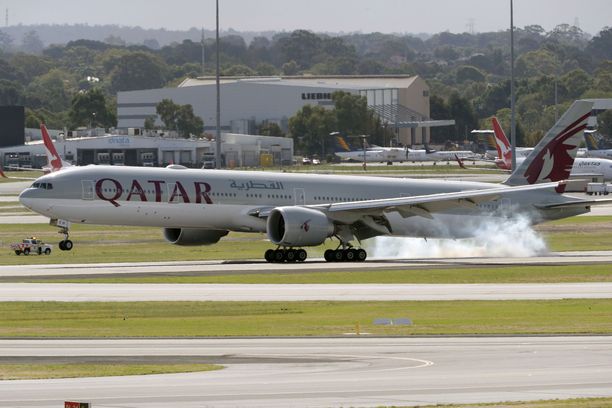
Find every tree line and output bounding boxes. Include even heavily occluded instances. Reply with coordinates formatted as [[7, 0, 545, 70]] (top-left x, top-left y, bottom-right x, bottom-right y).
[[0, 24, 610, 152]]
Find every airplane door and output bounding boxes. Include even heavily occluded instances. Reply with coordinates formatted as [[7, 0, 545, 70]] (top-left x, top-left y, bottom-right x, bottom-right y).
[[81, 180, 94, 200], [294, 188, 305, 205]]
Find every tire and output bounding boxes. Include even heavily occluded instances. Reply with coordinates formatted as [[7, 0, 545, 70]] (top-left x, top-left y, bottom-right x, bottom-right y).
[[38, 247, 42, 255], [333, 250, 344, 262], [324, 249, 335, 262], [24, 248, 30, 255], [63, 240, 73, 251], [273, 249, 285, 262], [286, 249, 297, 262], [14, 250, 21, 255], [296, 249, 307, 262], [264, 249, 275, 263], [44, 248, 51, 255], [357, 249, 367, 262], [345, 249, 357, 261]]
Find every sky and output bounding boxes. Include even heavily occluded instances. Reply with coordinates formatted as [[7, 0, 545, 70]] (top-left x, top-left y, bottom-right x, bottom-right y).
[[2, 0, 610, 36]]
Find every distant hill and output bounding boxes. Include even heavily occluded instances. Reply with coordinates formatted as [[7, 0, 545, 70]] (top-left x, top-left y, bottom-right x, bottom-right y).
[[0, 24, 279, 47]]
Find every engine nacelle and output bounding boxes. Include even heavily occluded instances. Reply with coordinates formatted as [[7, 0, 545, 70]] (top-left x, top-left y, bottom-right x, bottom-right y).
[[267, 207, 334, 247], [163, 228, 229, 246]]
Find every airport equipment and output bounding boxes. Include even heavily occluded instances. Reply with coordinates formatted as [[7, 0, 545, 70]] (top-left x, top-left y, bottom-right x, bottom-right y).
[[11, 237, 52, 255]]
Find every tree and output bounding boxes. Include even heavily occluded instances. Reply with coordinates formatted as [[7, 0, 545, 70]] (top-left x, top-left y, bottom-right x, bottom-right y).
[[68, 88, 116, 129], [176, 104, 204, 138], [447, 92, 478, 142], [144, 116, 157, 130], [588, 27, 612, 62], [288, 104, 336, 155], [332, 91, 370, 136], [281, 60, 299, 75], [21, 31, 44, 55], [0, 80, 22, 105], [258, 122, 284, 136], [455, 65, 485, 83], [156, 99, 180, 130], [0, 30, 13, 52], [25, 69, 75, 112], [222, 64, 256, 76], [108, 51, 167, 92], [155, 99, 204, 138]]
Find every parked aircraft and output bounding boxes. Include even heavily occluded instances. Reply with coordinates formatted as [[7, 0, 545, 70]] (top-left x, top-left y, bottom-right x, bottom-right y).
[[406, 146, 477, 162], [492, 117, 612, 180], [20, 100, 609, 262], [584, 130, 612, 159], [332, 134, 406, 164]]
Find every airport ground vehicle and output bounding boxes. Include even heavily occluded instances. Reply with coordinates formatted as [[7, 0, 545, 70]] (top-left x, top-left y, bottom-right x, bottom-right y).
[[11, 237, 52, 255], [586, 182, 612, 195]]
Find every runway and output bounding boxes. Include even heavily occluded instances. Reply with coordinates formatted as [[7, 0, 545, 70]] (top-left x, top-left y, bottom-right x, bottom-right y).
[[1, 337, 611, 408], [2, 250, 612, 280], [2, 282, 612, 301]]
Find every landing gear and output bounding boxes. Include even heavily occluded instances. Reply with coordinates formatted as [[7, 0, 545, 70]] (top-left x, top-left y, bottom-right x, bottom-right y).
[[265, 247, 308, 263], [324, 248, 367, 262], [54, 220, 73, 251]]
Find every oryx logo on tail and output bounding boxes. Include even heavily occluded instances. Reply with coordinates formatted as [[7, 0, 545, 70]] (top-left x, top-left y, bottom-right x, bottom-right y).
[[524, 112, 590, 187]]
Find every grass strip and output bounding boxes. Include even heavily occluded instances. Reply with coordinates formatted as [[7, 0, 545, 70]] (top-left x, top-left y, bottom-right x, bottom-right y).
[[0, 300, 610, 337], [0, 363, 222, 380], [1, 216, 611, 265], [407, 397, 612, 408], [43, 264, 612, 284]]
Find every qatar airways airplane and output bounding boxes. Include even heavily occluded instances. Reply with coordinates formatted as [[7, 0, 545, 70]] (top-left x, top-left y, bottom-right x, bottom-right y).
[[19, 100, 610, 263]]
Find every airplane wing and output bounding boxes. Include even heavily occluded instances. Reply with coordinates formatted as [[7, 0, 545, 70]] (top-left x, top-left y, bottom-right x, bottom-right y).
[[312, 181, 564, 219]]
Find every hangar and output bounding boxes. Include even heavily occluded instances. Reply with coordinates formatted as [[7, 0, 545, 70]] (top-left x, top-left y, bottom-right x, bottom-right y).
[[0, 131, 293, 169], [117, 75, 454, 146]]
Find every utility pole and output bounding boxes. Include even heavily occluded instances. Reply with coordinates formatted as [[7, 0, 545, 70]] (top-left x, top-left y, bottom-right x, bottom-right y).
[[201, 27, 205, 76], [215, 0, 222, 169], [510, 0, 517, 171]]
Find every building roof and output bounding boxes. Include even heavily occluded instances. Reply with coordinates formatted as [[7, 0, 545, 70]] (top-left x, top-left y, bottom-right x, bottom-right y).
[[179, 75, 421, 90]]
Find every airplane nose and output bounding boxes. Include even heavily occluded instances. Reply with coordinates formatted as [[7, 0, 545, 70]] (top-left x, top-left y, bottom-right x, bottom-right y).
[[19, 187, 37, 210]]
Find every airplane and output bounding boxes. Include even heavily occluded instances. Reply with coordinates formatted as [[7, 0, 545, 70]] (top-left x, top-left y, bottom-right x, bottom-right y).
[[492, 117, 612, 180], [332, 133, 406, 164], [19, 100, 611, 263], [584, 130, 612, 159]]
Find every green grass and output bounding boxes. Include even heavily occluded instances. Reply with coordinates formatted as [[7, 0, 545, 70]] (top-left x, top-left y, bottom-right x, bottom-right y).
[[54, 264, 612, 284], [1, 216, 611, 266], [0, 300, 610, 337], [407, 398, 612, 408], [0, 363, 222, 380]]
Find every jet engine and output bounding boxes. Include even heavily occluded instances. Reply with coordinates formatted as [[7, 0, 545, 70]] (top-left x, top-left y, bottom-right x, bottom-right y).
[[267, 207, 334, 247], [163, 228, 229, 246]]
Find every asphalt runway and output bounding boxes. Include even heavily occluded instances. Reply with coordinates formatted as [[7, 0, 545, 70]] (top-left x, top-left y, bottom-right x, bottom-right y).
[[2, 250, 612, 280], [2, 282, 612, 301], [1, 337, 611, 408]]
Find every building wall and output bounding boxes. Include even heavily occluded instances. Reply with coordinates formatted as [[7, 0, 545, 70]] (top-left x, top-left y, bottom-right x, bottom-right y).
[[399, 76, 430, 146]]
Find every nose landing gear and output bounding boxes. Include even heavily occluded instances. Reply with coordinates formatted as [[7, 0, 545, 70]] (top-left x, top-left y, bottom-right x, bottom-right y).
[[52, 219, 73, 251]]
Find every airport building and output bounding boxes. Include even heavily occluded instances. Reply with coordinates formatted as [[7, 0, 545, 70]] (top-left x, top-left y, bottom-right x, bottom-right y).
[[117, 75, 453, 146], [0, 131, 293, 169]]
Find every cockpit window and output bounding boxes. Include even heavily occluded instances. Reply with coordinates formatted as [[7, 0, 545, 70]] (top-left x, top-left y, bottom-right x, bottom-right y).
[[31, 182, 53, 190]]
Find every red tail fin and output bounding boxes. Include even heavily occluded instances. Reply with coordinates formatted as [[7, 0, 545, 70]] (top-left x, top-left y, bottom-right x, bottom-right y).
[[41, 123, 63, 172], [491, 117, 512, 169], [0, 166, 6, 178]]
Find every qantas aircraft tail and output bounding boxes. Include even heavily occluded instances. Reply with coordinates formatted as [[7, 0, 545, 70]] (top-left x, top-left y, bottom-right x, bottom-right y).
[[41, 124, 72, 173], [503, 100, 593, 190]]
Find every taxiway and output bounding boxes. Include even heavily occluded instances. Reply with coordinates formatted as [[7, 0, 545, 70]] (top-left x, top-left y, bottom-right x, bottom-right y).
[[1, 336, 611, 408]]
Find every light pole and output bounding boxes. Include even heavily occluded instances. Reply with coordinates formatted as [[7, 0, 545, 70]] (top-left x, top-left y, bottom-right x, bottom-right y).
[[510, 0, 517, 170], [215, 0, 221, 169]]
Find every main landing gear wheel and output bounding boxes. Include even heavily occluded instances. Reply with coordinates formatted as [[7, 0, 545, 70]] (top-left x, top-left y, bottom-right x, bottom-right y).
[[265, 248, 308, 263], [324, 248, 367, 262]]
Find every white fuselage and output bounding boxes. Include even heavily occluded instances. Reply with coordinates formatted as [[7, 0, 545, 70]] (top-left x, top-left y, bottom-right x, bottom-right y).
[[18, 165, 585, 242], [406, 149, 476, 162], [334, 147, 406, 163]]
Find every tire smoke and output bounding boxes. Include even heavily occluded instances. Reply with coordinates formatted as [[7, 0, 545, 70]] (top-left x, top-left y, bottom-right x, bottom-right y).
[[364, 214, 548, 259]]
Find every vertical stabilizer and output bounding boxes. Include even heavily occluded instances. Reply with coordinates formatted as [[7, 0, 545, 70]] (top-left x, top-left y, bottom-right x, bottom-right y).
[[41, 124, 71, 172], [504, 100, 593, 188]]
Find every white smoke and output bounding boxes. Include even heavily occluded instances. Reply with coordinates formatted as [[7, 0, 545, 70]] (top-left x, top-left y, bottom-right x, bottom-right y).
[[364, 214, 548, 259]]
